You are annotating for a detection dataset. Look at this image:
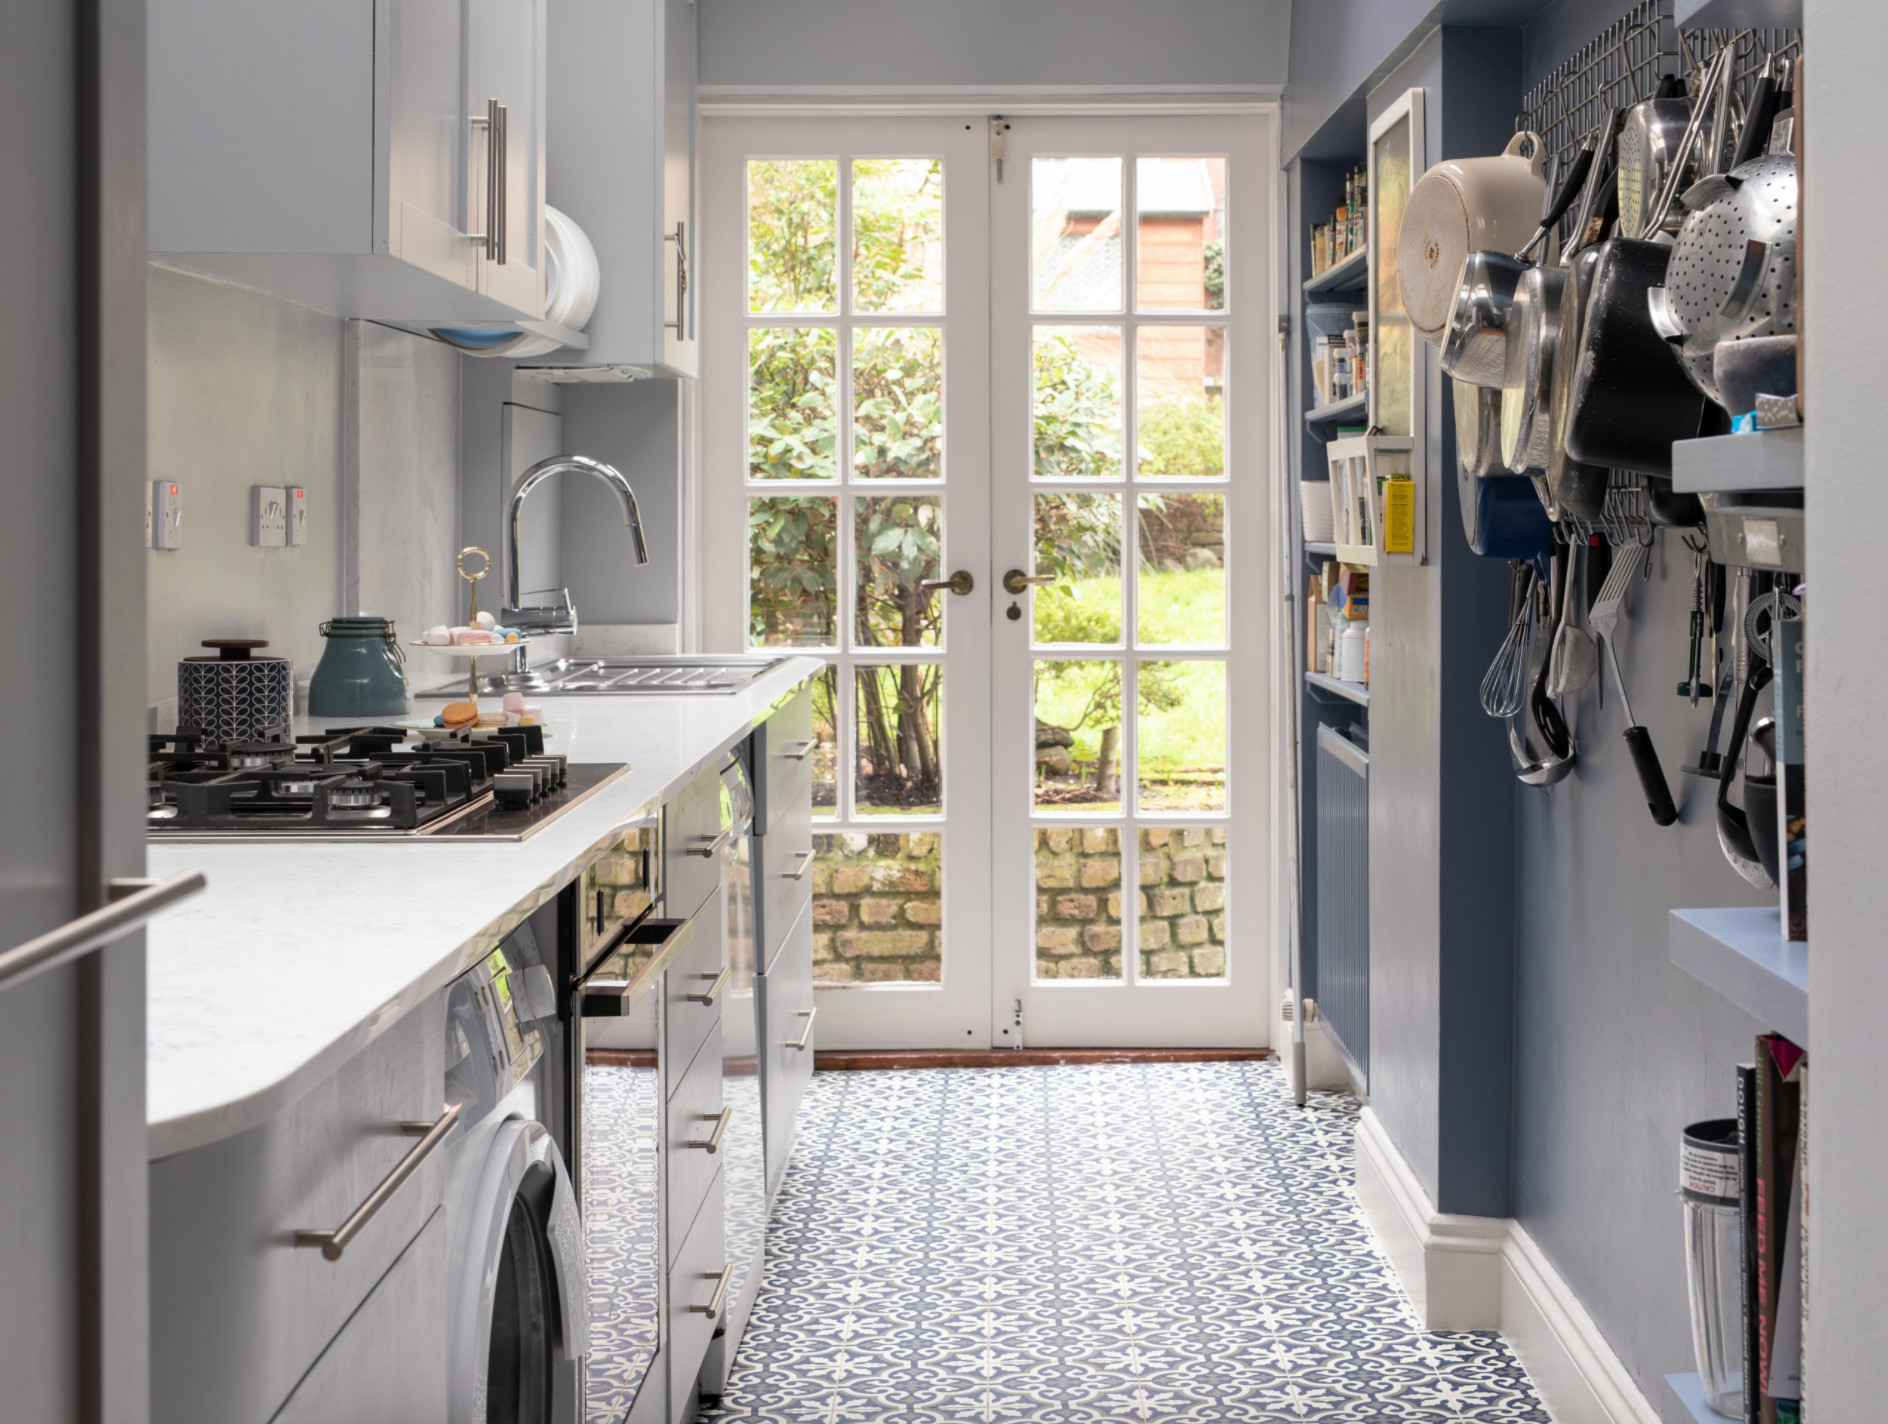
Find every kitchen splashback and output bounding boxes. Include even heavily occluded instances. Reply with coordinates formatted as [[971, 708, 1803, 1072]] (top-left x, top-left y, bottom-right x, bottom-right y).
[[146, 268, 462, 726]]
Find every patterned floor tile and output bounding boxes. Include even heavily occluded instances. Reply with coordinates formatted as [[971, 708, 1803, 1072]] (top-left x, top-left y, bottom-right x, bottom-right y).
[[689, 1060, 1546, 1423]]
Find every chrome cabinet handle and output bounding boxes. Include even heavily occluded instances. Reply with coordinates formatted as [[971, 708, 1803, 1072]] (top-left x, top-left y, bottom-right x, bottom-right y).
[[686, 827, 734, 858], [294, 1103, 462, 1262], [788, 1006, 817, 1052], [921, 570, 975, 597], [470, 99, 499, 259], [0, 871, 206, 998], [494, 101, 509, 266], [1002, 569, 1055, 595], [689, 1262, 734, 1316], [687, 1106, 733, 1155], [665, 222, 689, 337], [779, 739, 816, 762], [686, 966, 730, 1006], [783, 849, 815, 881]]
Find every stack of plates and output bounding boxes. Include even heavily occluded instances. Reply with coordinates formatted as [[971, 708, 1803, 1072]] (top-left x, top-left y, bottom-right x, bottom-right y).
[[1300, 481, 1336, 544]]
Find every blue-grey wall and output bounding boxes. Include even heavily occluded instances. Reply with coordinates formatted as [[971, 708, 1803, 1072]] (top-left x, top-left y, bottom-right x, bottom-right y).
[[699, 0, 1292, 91], [1503, 0, 1774, 1396], [1360, 27, 1528, 1221]]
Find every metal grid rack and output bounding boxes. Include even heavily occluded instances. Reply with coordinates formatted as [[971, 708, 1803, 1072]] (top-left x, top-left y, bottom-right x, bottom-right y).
[[1516, 2, 1802, 202]]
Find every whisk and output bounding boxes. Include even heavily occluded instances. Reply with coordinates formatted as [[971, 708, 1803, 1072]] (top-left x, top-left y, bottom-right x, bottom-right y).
[[1480, 562, 1536, 719]]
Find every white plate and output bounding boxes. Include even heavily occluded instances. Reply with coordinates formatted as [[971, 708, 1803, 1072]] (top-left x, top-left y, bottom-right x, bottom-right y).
[[408, 639, 530, 656]]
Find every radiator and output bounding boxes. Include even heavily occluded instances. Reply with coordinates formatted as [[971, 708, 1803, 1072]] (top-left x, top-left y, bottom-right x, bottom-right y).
[[1314, 723, 1369, 1086]]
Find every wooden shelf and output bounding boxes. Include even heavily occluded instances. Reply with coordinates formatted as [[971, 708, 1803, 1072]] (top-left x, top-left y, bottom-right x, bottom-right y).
[[1305, 393, 1368, 430], [1662, 1372, 1732, 1424], [1303, 246, 1368, 298], [1670, 907, 1808, 1046], [1306, 671, 1369, 707], [1672, 428, 1803, 494]]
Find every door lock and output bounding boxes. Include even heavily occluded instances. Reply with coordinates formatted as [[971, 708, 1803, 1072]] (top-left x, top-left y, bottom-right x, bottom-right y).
[[920, 570, 975, 597], [1002, 568, 1055, 596]]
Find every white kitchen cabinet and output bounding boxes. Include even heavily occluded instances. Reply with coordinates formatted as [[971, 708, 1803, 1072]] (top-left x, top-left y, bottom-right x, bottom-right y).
[[149, 0, 546, 325], [548, 0, 698, 375]]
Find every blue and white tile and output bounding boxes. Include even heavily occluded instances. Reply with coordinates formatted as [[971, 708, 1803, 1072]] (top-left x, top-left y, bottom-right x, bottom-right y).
[[696, 1060, 1550, 1423]]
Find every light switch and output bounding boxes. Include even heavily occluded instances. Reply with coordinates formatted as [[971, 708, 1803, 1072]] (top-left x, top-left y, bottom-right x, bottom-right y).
[[152, 481, 183, 550], [287, 487, 308, 546], [252, 485, 287, 547]]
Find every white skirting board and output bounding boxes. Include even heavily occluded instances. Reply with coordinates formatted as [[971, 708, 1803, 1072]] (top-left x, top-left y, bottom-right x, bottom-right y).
[[1354, 1108, 1661, 1424]]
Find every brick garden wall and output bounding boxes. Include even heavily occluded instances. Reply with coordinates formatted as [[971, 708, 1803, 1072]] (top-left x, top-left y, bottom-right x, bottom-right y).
[[806, 826, 1228, 984]]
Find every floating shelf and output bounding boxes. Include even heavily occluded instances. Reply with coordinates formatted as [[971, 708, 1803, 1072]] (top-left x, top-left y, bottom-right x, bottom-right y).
[[1304, 540, 1337, 557], [1670, 907, 1807, 1046], [1672, 428, 1803, 494], [1303, 246, 1369, 298], [1306, 671, 1369, 707], [1662, 1372, 1732, 1424], [1305, 392, 1368, 430]]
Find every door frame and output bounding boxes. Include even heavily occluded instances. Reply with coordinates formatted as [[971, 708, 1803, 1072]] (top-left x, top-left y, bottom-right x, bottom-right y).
[[695, 100, 1285, 1051]]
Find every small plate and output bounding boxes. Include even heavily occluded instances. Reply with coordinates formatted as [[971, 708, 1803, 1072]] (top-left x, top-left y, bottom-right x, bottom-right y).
[[409, 638, 530, 655]]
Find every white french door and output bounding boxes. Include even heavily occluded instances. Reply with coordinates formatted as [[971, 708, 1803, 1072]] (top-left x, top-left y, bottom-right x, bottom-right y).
[[988, 115, 1271, 1046], [702, 110, 1272, 1050], [701, 116, 994, 1047]]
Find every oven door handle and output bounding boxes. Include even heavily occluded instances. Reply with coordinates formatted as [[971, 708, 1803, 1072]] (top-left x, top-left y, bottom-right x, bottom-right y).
[[575, 915, 696, 1016]]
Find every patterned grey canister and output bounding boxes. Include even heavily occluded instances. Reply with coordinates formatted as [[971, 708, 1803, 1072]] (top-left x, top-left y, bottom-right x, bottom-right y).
[[177, 640, 293, 742]]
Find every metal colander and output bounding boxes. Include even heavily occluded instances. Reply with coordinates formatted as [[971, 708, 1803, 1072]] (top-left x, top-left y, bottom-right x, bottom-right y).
[[1663, 153, 1798, 405]]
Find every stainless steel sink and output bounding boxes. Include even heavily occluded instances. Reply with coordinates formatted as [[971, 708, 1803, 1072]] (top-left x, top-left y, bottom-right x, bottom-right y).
[[415, 655, 788, 698]]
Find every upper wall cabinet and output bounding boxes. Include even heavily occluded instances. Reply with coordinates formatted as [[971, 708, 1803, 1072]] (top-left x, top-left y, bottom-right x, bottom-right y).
[[547, 0, 698, 376], [149, 0, 547, 326]]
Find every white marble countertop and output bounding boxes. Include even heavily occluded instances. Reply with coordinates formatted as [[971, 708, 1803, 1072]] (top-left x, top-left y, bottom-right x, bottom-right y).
[[145, 655, 823, 1160]]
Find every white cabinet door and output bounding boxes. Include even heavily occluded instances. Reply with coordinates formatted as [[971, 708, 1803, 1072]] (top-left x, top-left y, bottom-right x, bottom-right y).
[[269, 1209, 448, 1424], [660, 0, 698, 375], [469, 0, 548, 318], [383, 0, 477, 293]]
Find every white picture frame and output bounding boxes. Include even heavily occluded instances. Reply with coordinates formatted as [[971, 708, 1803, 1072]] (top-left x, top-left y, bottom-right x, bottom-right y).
[[1367, 86, 1427, 564]]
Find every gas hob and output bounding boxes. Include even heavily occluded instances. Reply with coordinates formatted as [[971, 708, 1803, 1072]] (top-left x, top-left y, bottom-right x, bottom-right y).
[[147, 726, 628, 842]]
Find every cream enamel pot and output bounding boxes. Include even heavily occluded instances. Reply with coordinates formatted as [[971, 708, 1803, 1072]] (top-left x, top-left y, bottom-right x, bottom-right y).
[[1400, 132, 1548, 347]]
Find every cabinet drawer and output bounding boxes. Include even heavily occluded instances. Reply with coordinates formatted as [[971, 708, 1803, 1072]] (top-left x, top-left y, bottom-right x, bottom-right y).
[[663, 884, 725, 1085], [754, 794, 814, 973], [663, 765, 724, 922], [751, 684, 815, 835], [664, 1019, 725, 1264], [665, 1170, 727, 1424], [268, 1208, 447, 1424], [757, 899, 816, 1203], [152, 998, 445, 1424]]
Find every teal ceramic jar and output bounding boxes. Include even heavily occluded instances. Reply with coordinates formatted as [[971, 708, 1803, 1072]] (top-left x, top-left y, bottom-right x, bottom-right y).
[[307, 617, 409, 717]]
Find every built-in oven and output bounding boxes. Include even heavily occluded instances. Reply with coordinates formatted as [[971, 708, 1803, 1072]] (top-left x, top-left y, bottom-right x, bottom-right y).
[[564, 809, 701, 1424]]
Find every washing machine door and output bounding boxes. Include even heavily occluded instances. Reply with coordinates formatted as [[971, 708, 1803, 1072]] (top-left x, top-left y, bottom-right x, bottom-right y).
[[449, 1119, 588, 1424]]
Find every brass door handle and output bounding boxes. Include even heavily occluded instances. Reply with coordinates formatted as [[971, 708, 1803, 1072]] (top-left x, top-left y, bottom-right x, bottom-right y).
[[1002, 569, 1056, 596], [920, 570, 975, 597]]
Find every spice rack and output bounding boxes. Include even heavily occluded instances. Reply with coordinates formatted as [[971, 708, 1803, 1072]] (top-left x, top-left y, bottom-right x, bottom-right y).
[[1327, 435, 1419, 568]]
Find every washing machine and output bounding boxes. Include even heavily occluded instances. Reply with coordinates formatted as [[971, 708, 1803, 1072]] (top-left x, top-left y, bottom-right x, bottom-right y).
[[440, 907, 589, 1424]]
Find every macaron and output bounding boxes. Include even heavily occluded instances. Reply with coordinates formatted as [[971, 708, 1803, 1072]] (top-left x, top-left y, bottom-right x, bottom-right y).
[[441, 701, 479, 729]]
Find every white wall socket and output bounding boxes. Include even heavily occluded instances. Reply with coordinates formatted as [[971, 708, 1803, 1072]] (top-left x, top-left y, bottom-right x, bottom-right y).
[[287, 486, 308, 546], [252, 485, 287, 547], [151, 480, 183, 549]]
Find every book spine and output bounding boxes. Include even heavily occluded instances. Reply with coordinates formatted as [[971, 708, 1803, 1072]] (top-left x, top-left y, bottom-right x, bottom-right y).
[[1739, 1062, 1760, 1424], [1756, 1036, 1805, 1424]]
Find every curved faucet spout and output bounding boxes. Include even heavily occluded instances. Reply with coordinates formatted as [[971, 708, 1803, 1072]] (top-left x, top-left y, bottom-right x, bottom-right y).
[[504, 454, 650, 614]]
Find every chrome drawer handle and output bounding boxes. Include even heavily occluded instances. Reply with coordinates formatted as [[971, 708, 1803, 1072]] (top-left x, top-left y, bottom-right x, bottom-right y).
[[788, 1006, 818, 1052], [782, 849, 815, 881], [0, 871, 205, 998], [294, 1102, 462, 1261], [779, 739, 816, 762], [690, 1262, 734, 1316], [686, 966, 731, 1006], [686, 827, 734, 857], [687, 1106, 733, 1155]]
